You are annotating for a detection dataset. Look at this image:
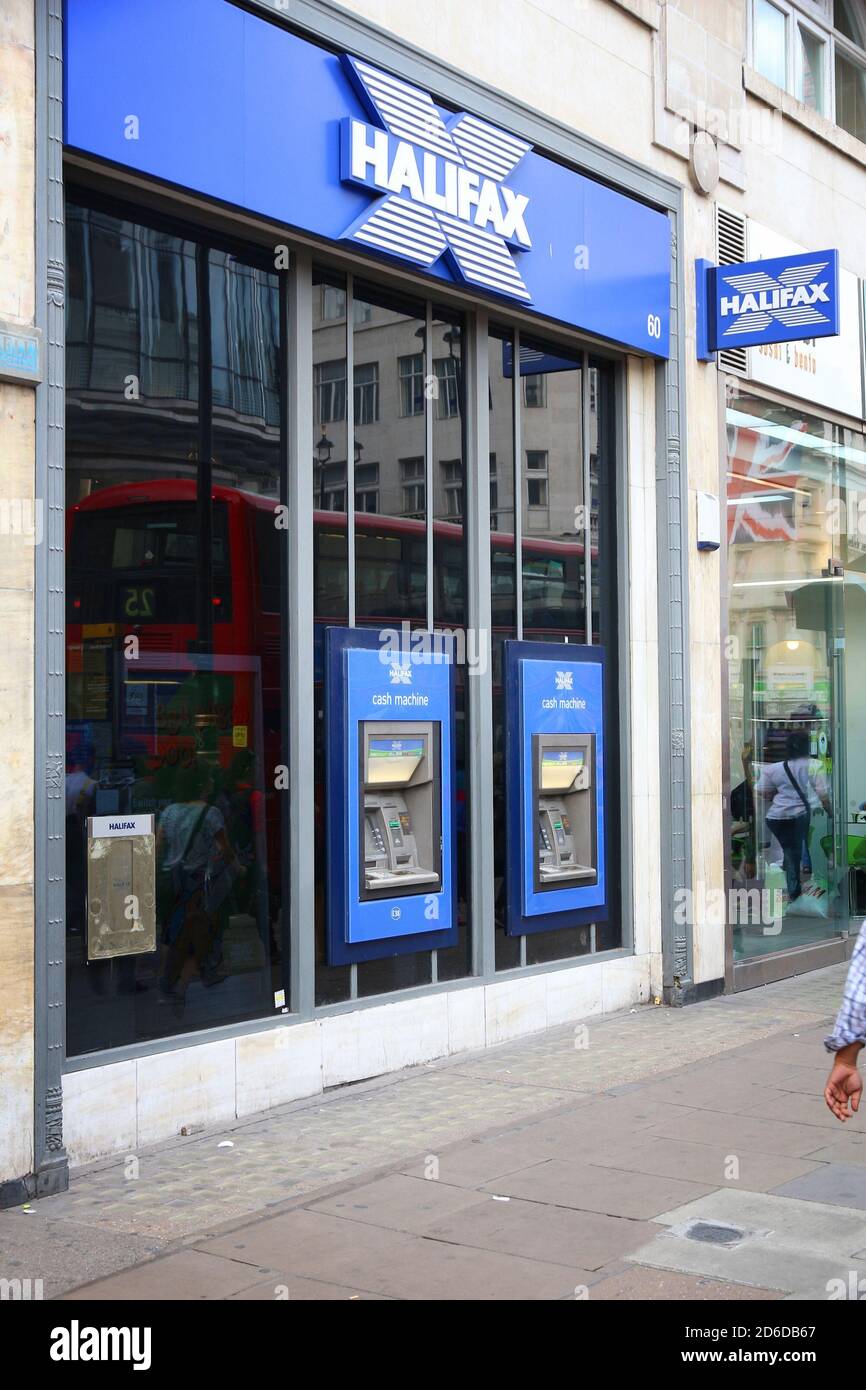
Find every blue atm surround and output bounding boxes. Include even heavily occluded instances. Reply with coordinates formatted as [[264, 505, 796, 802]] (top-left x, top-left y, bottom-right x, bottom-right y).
[[505, 641, 608, 935], [325, 626, 457, 964]]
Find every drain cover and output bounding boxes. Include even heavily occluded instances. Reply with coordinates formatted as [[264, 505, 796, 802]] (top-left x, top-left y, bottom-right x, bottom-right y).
[[685, 1220, 745, 1246]]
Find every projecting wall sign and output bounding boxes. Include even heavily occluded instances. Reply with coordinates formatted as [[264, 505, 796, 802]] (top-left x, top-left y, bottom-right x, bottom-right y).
[[697, 248, 841, 355], [65, 0, 672, 356]]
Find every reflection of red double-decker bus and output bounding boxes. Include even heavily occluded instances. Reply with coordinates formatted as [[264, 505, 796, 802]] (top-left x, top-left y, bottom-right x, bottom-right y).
[[68, 480, 588, 736], [67, 481, 588, 926]]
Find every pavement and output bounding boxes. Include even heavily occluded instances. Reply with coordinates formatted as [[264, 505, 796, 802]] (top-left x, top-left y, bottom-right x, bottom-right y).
[[4, 961, 866, 1301]]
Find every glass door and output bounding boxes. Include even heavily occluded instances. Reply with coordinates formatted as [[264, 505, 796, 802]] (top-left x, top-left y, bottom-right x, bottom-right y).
[[726, 389, 847, 959]]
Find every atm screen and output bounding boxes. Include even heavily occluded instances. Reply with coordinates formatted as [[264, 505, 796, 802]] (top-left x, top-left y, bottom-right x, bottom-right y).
[[366, 737, 425, 786], [540, 747, 584, 791]]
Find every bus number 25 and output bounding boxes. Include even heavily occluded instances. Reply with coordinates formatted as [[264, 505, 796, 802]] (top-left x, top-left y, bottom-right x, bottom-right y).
[[123, 586, 155, 618]]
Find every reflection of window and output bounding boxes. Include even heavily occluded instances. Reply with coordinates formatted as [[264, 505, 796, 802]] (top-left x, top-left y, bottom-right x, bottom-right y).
[[322, 284, 345, 321], [314, 359, 346, 424], [321, 463, 346, 512], [523, 374, 546, 408], [315, 360, 378, 424], [434, 357, 459, 419], [525, 450, 549, 509], [321, 285, 374, 323], [401, 456, 425, 517], [354, 361, 379, 425], [440, 459, 463, 521], [355, 461, 379, 513], [399, 353, 425, 417]]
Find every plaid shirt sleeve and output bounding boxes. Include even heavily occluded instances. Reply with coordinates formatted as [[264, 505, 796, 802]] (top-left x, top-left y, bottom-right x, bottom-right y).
[[826, 924, 866, 1052]]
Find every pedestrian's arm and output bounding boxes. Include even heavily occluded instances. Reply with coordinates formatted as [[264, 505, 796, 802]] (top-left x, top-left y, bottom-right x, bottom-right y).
[[825, 928, 866, 1120]]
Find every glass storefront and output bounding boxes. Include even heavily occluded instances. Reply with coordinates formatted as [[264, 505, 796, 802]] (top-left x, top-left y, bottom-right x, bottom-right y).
[[66, 197, 286, 1053], [65, 192, 624, 1056], [725, 386, 866, 962], [488, 331, 621, 969]]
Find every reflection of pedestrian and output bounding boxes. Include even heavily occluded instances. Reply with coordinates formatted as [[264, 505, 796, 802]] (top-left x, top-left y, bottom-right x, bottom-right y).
[[156, 764, 242, 1001], [66, 749, 96, 937], [757, 732, 830, 901]]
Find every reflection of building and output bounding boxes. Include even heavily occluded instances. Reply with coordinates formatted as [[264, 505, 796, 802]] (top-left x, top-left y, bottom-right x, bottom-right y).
[[311, 285, 599, 541], [66, 206, 281, 502]]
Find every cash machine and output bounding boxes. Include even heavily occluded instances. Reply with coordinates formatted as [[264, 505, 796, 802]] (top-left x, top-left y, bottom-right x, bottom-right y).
[[534, 733, 597, 890], [361, 723, 441, 897], [325, 627, 457, 964], [505, 641, 607, 935]]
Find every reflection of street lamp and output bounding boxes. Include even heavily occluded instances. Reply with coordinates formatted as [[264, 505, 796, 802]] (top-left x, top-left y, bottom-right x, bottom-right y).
[[315, 432, 333, 467], [315, 432, 333, 508], [354, 438, 363, 466]]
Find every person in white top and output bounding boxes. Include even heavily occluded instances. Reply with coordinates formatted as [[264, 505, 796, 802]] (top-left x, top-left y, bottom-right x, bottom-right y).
[[756, 731, 831, 902]]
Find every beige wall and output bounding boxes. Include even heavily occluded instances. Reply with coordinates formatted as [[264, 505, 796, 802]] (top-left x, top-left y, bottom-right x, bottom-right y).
[[0, 0, 35, 1185], [340, 0, 866, 985]]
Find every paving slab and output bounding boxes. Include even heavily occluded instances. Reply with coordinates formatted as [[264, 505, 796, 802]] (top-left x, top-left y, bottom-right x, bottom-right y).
[[799, 1132, 866, 1166], [652, 1187, 866, 1256], [10, 959, 857, 1302], [308, 1173, 496, 1234], [0, 1210, 163, 1301], [479, 1158, 716, 1219], [740, 1089, 866, 1133], [571, 1134, 824, 1192], [423, 1194, 656, 1270], [586, 1264, 784, 1300], [228, 1277, 393, 1300], [772, 1162, 866, 1211], [627, 1229, 853, 1298], [59, 1249, 286, 1301], [629, 1074, 776, 1117], [648, 1108, 837, 1158], [199, 1208, 592, 1300]]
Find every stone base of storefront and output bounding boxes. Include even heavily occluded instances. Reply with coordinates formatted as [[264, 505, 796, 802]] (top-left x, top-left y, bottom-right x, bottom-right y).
[[62, 952, 658, 1167]]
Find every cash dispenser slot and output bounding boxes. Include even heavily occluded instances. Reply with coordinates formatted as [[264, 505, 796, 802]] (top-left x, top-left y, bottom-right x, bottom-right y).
[[533, 732, 597, 891], [360, 721, 441, 898]]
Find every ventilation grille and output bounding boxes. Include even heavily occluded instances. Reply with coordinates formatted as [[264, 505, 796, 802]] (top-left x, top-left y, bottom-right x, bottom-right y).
[[716, 207, 748, 374]]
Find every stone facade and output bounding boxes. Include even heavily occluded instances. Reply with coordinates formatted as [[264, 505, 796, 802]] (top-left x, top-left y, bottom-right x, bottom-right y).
[[0, 0, 36, 1192]]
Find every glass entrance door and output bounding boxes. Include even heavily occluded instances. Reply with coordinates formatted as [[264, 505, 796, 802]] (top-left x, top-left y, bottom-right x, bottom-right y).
[[726, 389, 854, 960]]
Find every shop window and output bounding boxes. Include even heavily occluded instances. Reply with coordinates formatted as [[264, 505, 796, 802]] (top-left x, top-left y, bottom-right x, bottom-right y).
[[65, 199, 287, 1056], [724, 386, 866, 964], [490, 328, 620, 969]]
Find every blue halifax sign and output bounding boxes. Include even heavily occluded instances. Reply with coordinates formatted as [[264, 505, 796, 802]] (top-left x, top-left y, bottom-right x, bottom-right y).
[[703, 248, 840, 354], [64, 0, 672, 357]]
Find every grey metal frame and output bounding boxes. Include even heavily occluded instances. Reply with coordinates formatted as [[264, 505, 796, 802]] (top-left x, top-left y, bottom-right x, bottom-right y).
[[32, 0, 69, 1194], [37, 0, 691, 1122]]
